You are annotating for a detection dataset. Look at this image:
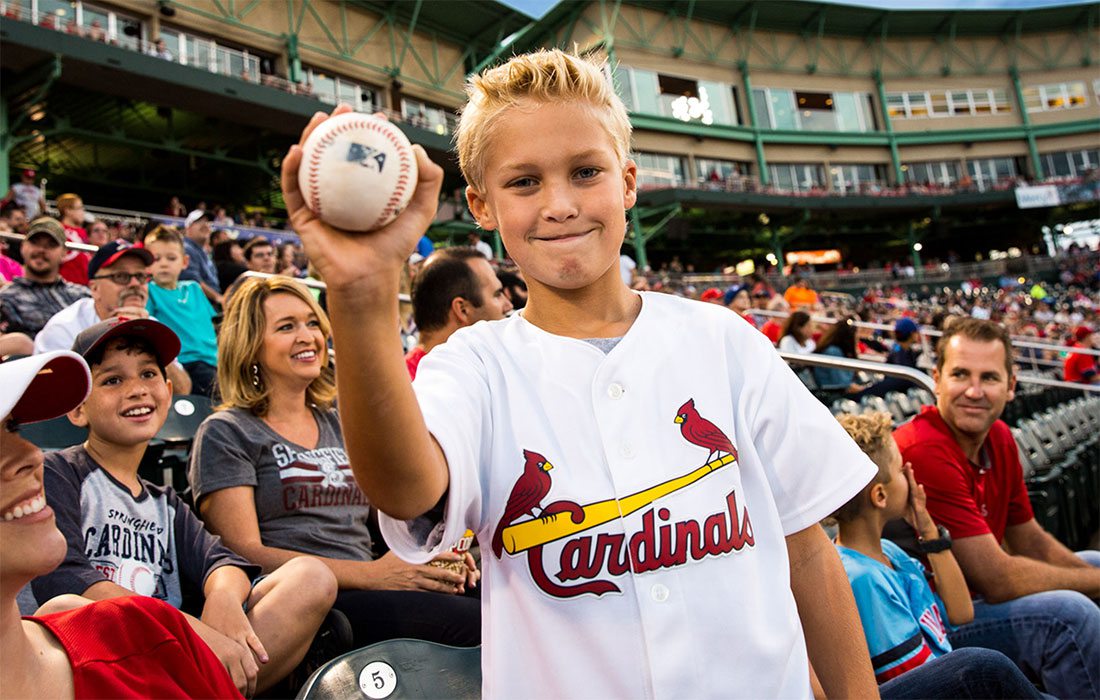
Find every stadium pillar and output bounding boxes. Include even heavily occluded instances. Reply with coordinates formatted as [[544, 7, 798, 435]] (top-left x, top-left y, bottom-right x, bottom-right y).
[[873, 71, 903, 186], [0, 98, 8, 194], [1010, 67, 1044, 180], [286, 33, 302, 84], [907, 221, 923, 279], [738, 62, 769, 186], [629, 206, 648, 271]]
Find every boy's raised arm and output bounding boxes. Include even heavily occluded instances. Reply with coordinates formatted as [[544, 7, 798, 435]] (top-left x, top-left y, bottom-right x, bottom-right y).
[[280, 105, 449, 519]]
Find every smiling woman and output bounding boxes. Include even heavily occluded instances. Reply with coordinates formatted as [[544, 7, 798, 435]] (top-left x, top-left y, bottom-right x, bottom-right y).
[[189, 276, 481, 651]]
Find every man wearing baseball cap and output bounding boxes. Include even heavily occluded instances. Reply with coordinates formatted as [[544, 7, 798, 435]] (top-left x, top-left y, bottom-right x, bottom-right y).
[[181, 209, 222, 307], [0, 217, 90, 338], [1064, 325, 1098, 384], [32, 240, 191, 392]]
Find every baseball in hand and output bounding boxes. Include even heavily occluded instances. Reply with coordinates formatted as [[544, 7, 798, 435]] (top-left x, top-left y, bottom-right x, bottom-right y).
[[298, 112, 418, 232]]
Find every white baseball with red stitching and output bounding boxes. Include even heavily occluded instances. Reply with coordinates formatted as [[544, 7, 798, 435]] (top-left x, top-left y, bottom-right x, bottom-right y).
[[297, 112, 418, 232]]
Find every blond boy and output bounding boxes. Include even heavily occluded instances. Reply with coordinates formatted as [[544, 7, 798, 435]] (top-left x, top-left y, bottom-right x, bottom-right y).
[[281, 50, 878, 698]]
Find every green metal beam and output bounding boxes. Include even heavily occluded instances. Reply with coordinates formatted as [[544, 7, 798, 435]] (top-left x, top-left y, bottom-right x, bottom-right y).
[[873, 70, 903, 185], [738, 61, 769, 185], [1009, 66, 1043, 180], [3, 55, 63, 142], [395, 0, 424, 74]]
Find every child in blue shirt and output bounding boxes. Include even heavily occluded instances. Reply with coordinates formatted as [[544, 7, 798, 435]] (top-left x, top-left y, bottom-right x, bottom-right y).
[[144, 226, 219, 396], [830, 411, 974, 683]]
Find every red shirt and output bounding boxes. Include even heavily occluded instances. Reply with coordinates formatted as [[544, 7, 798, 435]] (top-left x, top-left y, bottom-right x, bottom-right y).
[[894, 406, 1034, 542], [28, 596, 242, 698], [760, 319, 782, 345], [59, 224, 90, 286], [1063, 346, 1097, 383], [405, 345, 427, 380]]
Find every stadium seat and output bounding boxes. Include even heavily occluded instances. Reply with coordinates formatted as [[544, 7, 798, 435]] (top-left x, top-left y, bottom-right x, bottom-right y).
[[906, 387, 934, 408], [149, 394, 214, 494], [859, 395, 890, 416], [830, 398, 859, 416], [295, 639, 480, 700]]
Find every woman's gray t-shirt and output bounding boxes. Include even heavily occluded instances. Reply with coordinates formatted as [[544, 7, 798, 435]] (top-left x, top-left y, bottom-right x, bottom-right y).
[[189, 407, 373, 561]]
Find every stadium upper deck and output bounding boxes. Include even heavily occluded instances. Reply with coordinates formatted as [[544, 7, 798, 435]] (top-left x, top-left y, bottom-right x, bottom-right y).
[[1, 0, 1097, 269]]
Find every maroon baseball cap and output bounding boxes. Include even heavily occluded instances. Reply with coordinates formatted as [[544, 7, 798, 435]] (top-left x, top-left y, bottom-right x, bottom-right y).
[[72, 318, 180, 369], [87, 239, 154, 279], [22, 169, 35, 179], [1074, 325, 1095, 343]]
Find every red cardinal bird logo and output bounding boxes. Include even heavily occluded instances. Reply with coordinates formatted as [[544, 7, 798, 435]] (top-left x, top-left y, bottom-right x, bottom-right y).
[[675, 398, 738, 464], [491, 449, 555, 558]]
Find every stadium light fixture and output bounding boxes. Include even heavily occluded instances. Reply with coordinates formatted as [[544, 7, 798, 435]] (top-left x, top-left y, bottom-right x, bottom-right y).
[[913, 243, 923, 252]]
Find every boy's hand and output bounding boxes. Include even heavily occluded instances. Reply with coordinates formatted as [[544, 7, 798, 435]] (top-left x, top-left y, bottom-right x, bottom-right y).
[[371, 551, 466, 594], [201, 590, 268, 696], [280, 105, 444, 295], [902, 462, 938, 539]]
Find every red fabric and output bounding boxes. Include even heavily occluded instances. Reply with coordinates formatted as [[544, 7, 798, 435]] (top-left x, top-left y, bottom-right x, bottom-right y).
[[738, 312, 757, 329], [1063, 349, 1097, 383], [405, 345, 427, 380], [761, 320, 782, 344], [894, 406, 1034, 542], [874, 642, 932, 684], [60, 224, 90, 286], [28, 596, 242, 699]]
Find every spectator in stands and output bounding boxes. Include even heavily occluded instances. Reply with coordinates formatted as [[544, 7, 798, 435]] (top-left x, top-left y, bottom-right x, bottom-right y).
[[812, 316, 868, 395], [5, 169, 46, 221], [149, 37, 173, 60], [213, 207, 235, 226], [778, 310, 815, 354], [496, 268, 528, 310], [783, 276, 819, 311], [723, 284, 756, 328], [34, 239, 192, 394], [699, 287, 723, 304], [0, 351, 244, 700], [181, 209, 222, 307], [467, 230, 493, 260], [85, 219, 109, 249], [895, 318, 1100, 699], [857, 317, 926, 399], [1063, 325, 1098, 384], [275, 242, 302, 278], [189, 277, 480, 651], [0, 218, 90, 338], [164, 196, 186, 218], [144, 226, 219, 397], [619, 251, 637, 286], [55, 194, 91, 287], [830, 412, 1042, 698], [0, 227, 23, 283], [243, 237, 277, 275], [33, 317, 336, 696], [213, 239, 247, 293], [405, 248, 512, 379]]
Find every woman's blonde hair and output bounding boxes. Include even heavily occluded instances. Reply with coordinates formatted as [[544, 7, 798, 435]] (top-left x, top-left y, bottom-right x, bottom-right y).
[[217, 276, 336, 416], [830, 411, 896, 523], [455, 48, 632, 192]]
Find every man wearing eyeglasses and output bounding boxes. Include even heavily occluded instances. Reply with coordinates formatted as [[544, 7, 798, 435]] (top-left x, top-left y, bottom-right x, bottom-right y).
[[34, 240, 191, 393]]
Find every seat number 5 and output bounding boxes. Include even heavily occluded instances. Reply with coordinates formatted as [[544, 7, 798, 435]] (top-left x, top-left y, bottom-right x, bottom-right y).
[[359, 661, 397, 699]]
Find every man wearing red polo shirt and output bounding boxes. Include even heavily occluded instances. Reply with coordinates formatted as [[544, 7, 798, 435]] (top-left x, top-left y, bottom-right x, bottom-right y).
[[894, 318, 1099, 700]]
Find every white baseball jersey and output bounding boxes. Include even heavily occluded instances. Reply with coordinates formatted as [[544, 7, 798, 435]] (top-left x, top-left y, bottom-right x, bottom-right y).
[[381, 292, 876, 699]]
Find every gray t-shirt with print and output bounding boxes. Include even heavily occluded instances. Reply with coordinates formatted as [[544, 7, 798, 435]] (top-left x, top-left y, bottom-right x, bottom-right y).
[[189, 407, 374, 561]]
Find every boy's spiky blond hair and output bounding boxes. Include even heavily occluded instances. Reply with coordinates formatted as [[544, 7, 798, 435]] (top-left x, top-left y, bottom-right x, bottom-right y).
[[455, 48, 632, 192], [829, 411, 896, 524]]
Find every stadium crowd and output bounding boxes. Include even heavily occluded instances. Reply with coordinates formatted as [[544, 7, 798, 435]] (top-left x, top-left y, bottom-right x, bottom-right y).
[[2, 57, 1098, 700]]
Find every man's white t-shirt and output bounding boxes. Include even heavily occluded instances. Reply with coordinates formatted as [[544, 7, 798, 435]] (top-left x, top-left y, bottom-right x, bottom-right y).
[[34, 298, 100, 354], [381, 292, 876, 699]]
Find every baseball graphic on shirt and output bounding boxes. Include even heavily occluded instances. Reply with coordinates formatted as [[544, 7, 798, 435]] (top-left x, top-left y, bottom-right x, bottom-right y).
[[298, 112, 418, 232]]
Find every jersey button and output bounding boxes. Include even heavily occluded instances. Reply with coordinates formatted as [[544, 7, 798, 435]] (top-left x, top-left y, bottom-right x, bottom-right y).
[[651, 584, 670, 603], [607, 383, 624, 399], [620, 443, 636, 459]]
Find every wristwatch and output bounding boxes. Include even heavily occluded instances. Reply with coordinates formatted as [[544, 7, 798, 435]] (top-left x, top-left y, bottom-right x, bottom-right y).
[[917, 525, 953, 554]]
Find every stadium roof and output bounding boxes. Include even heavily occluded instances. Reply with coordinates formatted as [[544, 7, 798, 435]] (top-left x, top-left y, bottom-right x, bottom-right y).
[[522, 0, 1097, 38], [347, 0, 534, 54]]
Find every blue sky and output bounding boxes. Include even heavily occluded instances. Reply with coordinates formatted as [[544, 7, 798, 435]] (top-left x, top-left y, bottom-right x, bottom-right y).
[[501, 0, 1096, 20]]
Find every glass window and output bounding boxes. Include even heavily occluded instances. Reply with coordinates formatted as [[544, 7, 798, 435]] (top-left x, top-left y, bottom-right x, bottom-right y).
[[972, 89, 993, 114], [769, 164, 824, 192], [752, 88, 772, 127], [831, 164, 885, 194], [858, 93, 876, 131], [698, 80, 735, 126], [1043, 152, 1073, 178], [907, 92, 929, 117], [929, 91, 949, 116], [632, 69, 661, 116], [614, 66, 635, 112], [1067, 81, 1087, 107], [80, 5, 109, 39], [886, 93, 906, 118], [310, 72, 337, 104], [769, 89, 798, 130], [696, 158, 748, 186], [1028, 81, 1089, 112], [905, 160, 959, 188], [635, 152, 685, 189], [833, 92, 860, 131], [967, 158, 1016, 191], [992, 88, 1011, 112], [1022, 86, 1042, 111], [37, 0, 70, 28], [158, 28, 181, 60], [949, 91, 971, 115]]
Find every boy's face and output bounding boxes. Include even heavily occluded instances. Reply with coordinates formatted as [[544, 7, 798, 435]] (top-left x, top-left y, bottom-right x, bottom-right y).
[[0, 416, 67, 584], [466, 101, 637, 292], [71, 341, 171, 448], [879, 440, 909, 521], [146, 239, 189, 287]]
